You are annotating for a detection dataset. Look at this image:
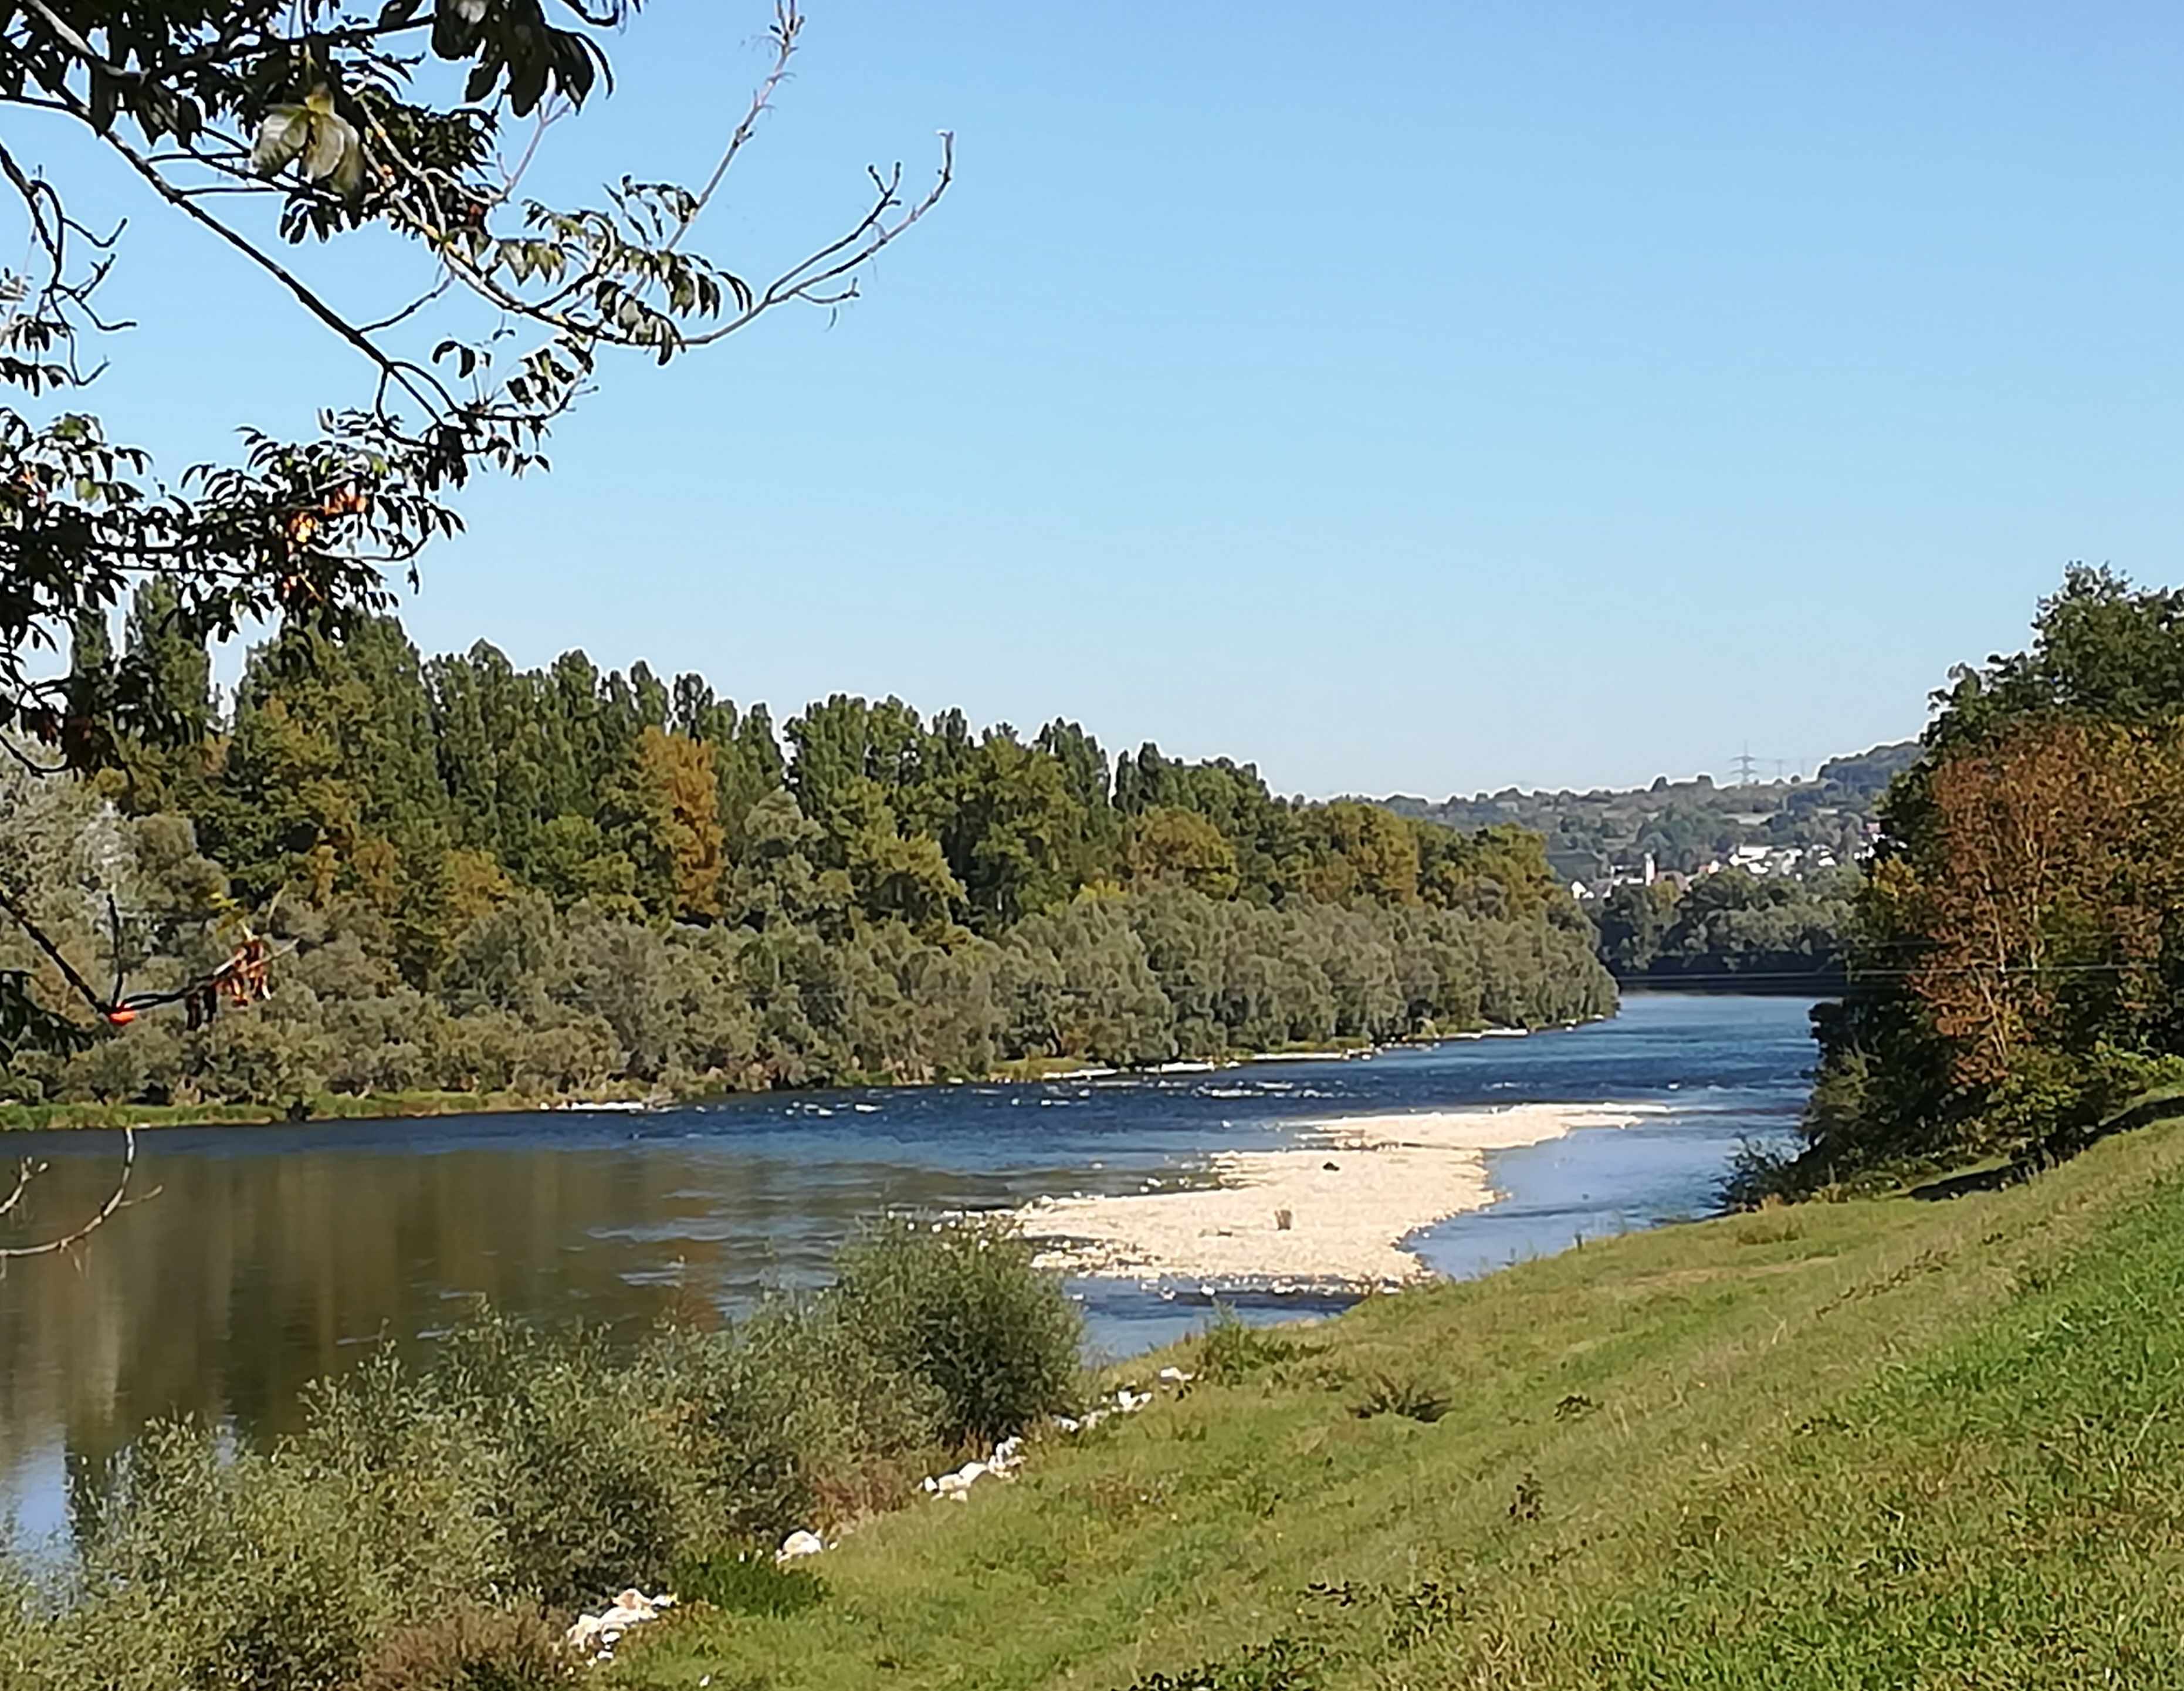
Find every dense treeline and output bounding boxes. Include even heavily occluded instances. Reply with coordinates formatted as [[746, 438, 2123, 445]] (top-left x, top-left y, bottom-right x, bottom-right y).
[[1593, 868, 1857, 988], [1, 604, 1613, 1110], [1753, 568, 2184, 1197]]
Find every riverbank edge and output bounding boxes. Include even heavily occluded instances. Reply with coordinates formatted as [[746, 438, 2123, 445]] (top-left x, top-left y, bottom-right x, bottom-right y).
[[0, 1012, 1615, 1134], [1017, 1099, 1660, 1291]]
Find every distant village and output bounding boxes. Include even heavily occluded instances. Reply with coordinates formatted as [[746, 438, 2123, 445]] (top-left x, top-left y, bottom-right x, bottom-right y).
[[1557, 831, 1877, 904], [1381, 740, 1913, 907]]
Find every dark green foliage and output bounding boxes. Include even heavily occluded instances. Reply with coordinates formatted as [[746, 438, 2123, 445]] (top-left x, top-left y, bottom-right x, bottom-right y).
[[830, 1217, 1083, 1445], [1594, 866, 1856, 985], [1196, 1306, 1309, 1385], [672, 1549, 828, 1618]]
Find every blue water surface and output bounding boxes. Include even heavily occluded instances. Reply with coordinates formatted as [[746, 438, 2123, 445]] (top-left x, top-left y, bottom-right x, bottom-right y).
[[0, 992, 1813, 1540]]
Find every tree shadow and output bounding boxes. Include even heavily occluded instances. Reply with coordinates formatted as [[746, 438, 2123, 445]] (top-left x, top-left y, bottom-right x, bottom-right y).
[[1910, 1091, 2184, 1203]]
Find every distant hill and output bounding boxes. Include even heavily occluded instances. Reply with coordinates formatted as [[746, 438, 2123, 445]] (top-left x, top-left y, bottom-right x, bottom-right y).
[[1379, 740, 1918, 880]]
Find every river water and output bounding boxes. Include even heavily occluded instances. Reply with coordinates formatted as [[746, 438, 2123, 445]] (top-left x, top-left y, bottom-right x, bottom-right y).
[[0, 992, 1813, 1538]]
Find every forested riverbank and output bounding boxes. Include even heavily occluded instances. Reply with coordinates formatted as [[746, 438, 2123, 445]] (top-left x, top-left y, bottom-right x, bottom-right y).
[[0, 608, 1614, 1118]]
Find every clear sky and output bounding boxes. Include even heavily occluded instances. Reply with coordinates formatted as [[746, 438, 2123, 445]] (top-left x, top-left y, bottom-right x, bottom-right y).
[[24, 1, 2184, 797]]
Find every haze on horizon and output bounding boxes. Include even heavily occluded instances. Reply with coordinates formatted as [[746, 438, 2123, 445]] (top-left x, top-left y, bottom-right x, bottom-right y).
[[26, 1, 2178, 797]]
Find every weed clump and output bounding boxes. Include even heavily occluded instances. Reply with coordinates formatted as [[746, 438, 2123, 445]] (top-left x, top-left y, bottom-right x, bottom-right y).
[[354, 1604, 571, 1691], [1197, 1305, 1308, 1385], [672, 1547, 828, 1618], [1351, 1368, 1452, 1423], [1115, 1634, 1321, 1690]]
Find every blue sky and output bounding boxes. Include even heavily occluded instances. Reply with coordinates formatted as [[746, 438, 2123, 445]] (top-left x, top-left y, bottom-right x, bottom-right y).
[[26, 2, 2184, 797]]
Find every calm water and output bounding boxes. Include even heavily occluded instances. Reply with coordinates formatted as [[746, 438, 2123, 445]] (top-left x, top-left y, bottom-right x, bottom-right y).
[[0, 992, 1813, 1536]]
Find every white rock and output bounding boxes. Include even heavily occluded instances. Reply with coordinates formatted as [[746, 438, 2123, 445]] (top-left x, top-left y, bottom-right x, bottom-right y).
[[1157, 1367, 1194, 1384], [1051, 1415, 1081, 1433], [564, 1585, 677, 1662], [777, 1530, 825, 1562]]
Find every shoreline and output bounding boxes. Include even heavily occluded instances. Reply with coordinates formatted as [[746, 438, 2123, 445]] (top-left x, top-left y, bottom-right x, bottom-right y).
[[0, 1016, 1616, 1135], [1017, 1101, 1661, 1290]]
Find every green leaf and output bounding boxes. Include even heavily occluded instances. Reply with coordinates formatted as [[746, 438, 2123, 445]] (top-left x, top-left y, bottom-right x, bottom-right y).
[[251, 109, 307, 175]]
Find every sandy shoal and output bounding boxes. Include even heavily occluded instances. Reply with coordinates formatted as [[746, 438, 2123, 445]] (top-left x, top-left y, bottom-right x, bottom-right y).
[[1017, 1103, 1658, 1288]]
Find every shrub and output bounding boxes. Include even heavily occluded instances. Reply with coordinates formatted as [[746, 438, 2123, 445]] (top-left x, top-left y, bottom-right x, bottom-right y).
[[354, 1603, 571, 1691], [1197, 1305, 1308, 1385], [828, 1215, 1083, 1445], [0, 1219, 1082, 1687], [62, 1421, 391, 1690], [424, 1314, 695, 1607], [1350, 1368, 1451, 1424], [732, 1300, 949, 1517]]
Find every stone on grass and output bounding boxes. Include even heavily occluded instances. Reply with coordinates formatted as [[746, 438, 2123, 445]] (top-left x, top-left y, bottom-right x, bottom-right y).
[[777, 1530, 825, 1563]]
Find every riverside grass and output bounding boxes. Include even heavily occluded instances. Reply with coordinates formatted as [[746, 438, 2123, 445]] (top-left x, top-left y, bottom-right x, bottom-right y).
[[615, 1115, 2184, 1690]]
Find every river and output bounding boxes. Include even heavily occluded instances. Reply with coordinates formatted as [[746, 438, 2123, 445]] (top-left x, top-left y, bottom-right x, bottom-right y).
[[0, 992, 1813, 1540]]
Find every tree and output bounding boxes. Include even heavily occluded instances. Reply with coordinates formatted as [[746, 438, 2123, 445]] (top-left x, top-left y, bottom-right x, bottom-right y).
[[1897, 724, 2136, 1088], [602, 726, 727, 922], [1778, 570, 2184, 1196], [2, 0, 951, 1040], [1126, 806, 1240, 899]]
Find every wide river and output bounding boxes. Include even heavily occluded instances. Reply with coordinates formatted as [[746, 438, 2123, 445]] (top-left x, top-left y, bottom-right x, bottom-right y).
[[0, 992, 1813, 1537]]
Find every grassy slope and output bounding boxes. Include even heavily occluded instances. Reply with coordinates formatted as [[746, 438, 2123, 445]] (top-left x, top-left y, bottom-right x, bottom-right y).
[[620, 1117, 2184, 1690]]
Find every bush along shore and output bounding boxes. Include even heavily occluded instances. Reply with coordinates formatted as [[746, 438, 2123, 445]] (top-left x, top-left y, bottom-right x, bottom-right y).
[[0, 1218, 1083, 1690]]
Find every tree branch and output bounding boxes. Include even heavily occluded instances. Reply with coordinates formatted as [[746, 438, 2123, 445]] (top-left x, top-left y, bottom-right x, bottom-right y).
[[0, 1127, 143, 1262]]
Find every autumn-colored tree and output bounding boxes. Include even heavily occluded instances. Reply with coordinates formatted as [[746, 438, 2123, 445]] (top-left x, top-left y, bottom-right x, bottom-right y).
[[1126, 807, 1240, 899], [1308, 801, 1420, 906], [1897, 723, 2134, 1087], [604, 728, 727, 922]]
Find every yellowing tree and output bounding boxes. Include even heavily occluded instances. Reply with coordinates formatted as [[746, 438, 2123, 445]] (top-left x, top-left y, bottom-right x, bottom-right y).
[[1127, 807, 1241, 899], [613, 728, 727, 922]]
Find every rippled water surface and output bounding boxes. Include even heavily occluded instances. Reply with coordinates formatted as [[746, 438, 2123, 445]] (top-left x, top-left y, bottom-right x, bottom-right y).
[[0, 992, 1813, 1534]]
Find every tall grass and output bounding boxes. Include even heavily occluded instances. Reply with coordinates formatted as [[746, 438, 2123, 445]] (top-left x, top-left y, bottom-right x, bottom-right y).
[[0, 1215, 1078, 1691]]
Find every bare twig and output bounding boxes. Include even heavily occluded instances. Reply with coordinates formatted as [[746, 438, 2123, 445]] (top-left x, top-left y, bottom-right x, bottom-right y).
[[0, 1127, 141, 1260], [669, 0, 802, 252], [0, 1158, 39, 1220]]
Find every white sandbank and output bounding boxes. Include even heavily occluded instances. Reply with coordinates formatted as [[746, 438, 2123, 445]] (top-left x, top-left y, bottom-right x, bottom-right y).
[[1017, 1102, 1659, 1289]]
